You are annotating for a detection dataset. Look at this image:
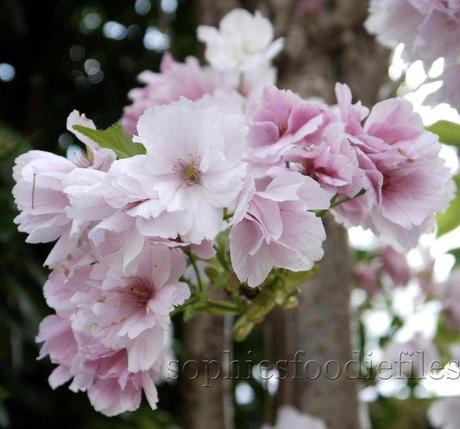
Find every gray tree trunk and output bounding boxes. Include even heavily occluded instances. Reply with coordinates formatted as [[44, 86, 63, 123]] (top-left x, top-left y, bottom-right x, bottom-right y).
[[188, 1, 390, 428], [267, 218, 360, 429], [182, 313, 233, 429]]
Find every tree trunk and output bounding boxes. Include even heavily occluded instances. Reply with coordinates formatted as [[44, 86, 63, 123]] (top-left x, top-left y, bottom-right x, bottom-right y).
[[182, 312, 234, 429], [191, 1, 389, 428], [268, 218, 360, 429]]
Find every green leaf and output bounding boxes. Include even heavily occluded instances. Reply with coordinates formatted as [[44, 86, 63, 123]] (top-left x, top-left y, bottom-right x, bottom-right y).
[[437, 175, 460, 236], [427, 120, 460, 146], [283, 266, 318, 292], [73, 124, 146, 158]]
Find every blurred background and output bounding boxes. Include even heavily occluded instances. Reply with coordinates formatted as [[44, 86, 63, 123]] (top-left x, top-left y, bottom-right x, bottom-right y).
[[1, 1, 460, 429]]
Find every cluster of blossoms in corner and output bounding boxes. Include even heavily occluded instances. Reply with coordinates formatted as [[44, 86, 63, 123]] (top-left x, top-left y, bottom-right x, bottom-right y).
[[365, 0, 460, 109], [12, 8, 454, 416]]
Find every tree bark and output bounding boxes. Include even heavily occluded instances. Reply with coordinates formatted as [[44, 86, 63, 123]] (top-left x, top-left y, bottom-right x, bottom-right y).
[[182, 312, 234, 429], [268, 218, 360, 429], [191, 1, 389, 428]]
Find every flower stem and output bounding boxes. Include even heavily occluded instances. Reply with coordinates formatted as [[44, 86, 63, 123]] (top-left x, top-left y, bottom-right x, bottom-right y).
[[185, 249, 205, 294], [330, 189, 366, 209], [316, 188, 366, 217], [205, 299, 239, 314]]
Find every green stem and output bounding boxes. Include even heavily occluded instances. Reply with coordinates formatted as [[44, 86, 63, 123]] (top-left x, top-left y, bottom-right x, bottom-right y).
[[170, 295, 197, 316], [330, 189, 366, 209], [171, 297, 238, 317], [316, 189, 366, 217], [185, 249, 204, 294], [213, 244, 231, 272], [205, 299, 239, 314]]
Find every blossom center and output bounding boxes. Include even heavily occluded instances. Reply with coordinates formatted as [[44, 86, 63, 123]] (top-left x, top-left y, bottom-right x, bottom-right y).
[[240, 41, 256, 55], [174, 159, 202, 186], [185, 164, 199, 182], [279, 121, 288, 137], [125, 277, 153, 309], [302, 158, 323, 180]]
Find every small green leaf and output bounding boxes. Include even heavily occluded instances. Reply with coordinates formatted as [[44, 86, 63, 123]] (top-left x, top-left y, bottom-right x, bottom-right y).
[[73, 124, 146, 158], [283, 266, 318, 292], [427, 120, 460, 146], [437, 175, 460, 236]]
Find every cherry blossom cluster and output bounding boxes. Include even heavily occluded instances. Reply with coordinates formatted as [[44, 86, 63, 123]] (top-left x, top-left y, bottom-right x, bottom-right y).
[[12, 8, 454, 416], [366, 0, 460, 110]]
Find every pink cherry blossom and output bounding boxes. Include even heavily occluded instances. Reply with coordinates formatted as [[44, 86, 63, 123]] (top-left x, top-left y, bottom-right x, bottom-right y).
[[63, 102, 237, 264], [354, 264, 379, 295], [126, 98, 247, 244], [66, 110, 116, 171], [247, 86, 327, 165], [12, 150, 82, 267], [262, 406, 327, 429], [36, 315, 159, 416], [368, 156, 453, 249], [36, 315, 79, 388], [230, 171, 330, 287], [240, 64, 277, 98], [333, 83, 455, 249], [12, 110, 118, 267], [383, 334, 440, 377], [36, 238, 184, 416], [288, 122, 367, 199], [87, 356, 158, 417], [365, 0, 460, 109], [62, 110, 116, 226], [197, 9, 284, 72], [71, 243, 189, 372], [381, 245, 411, 285], [425, 62, 460, 110], [122, 53, 218, 135], [366, 0, 460, 65], [63, 167, 116, 226], [441, 269, 460, 330], [431, 341, 460, 429], [13, 150, 75, 244]]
